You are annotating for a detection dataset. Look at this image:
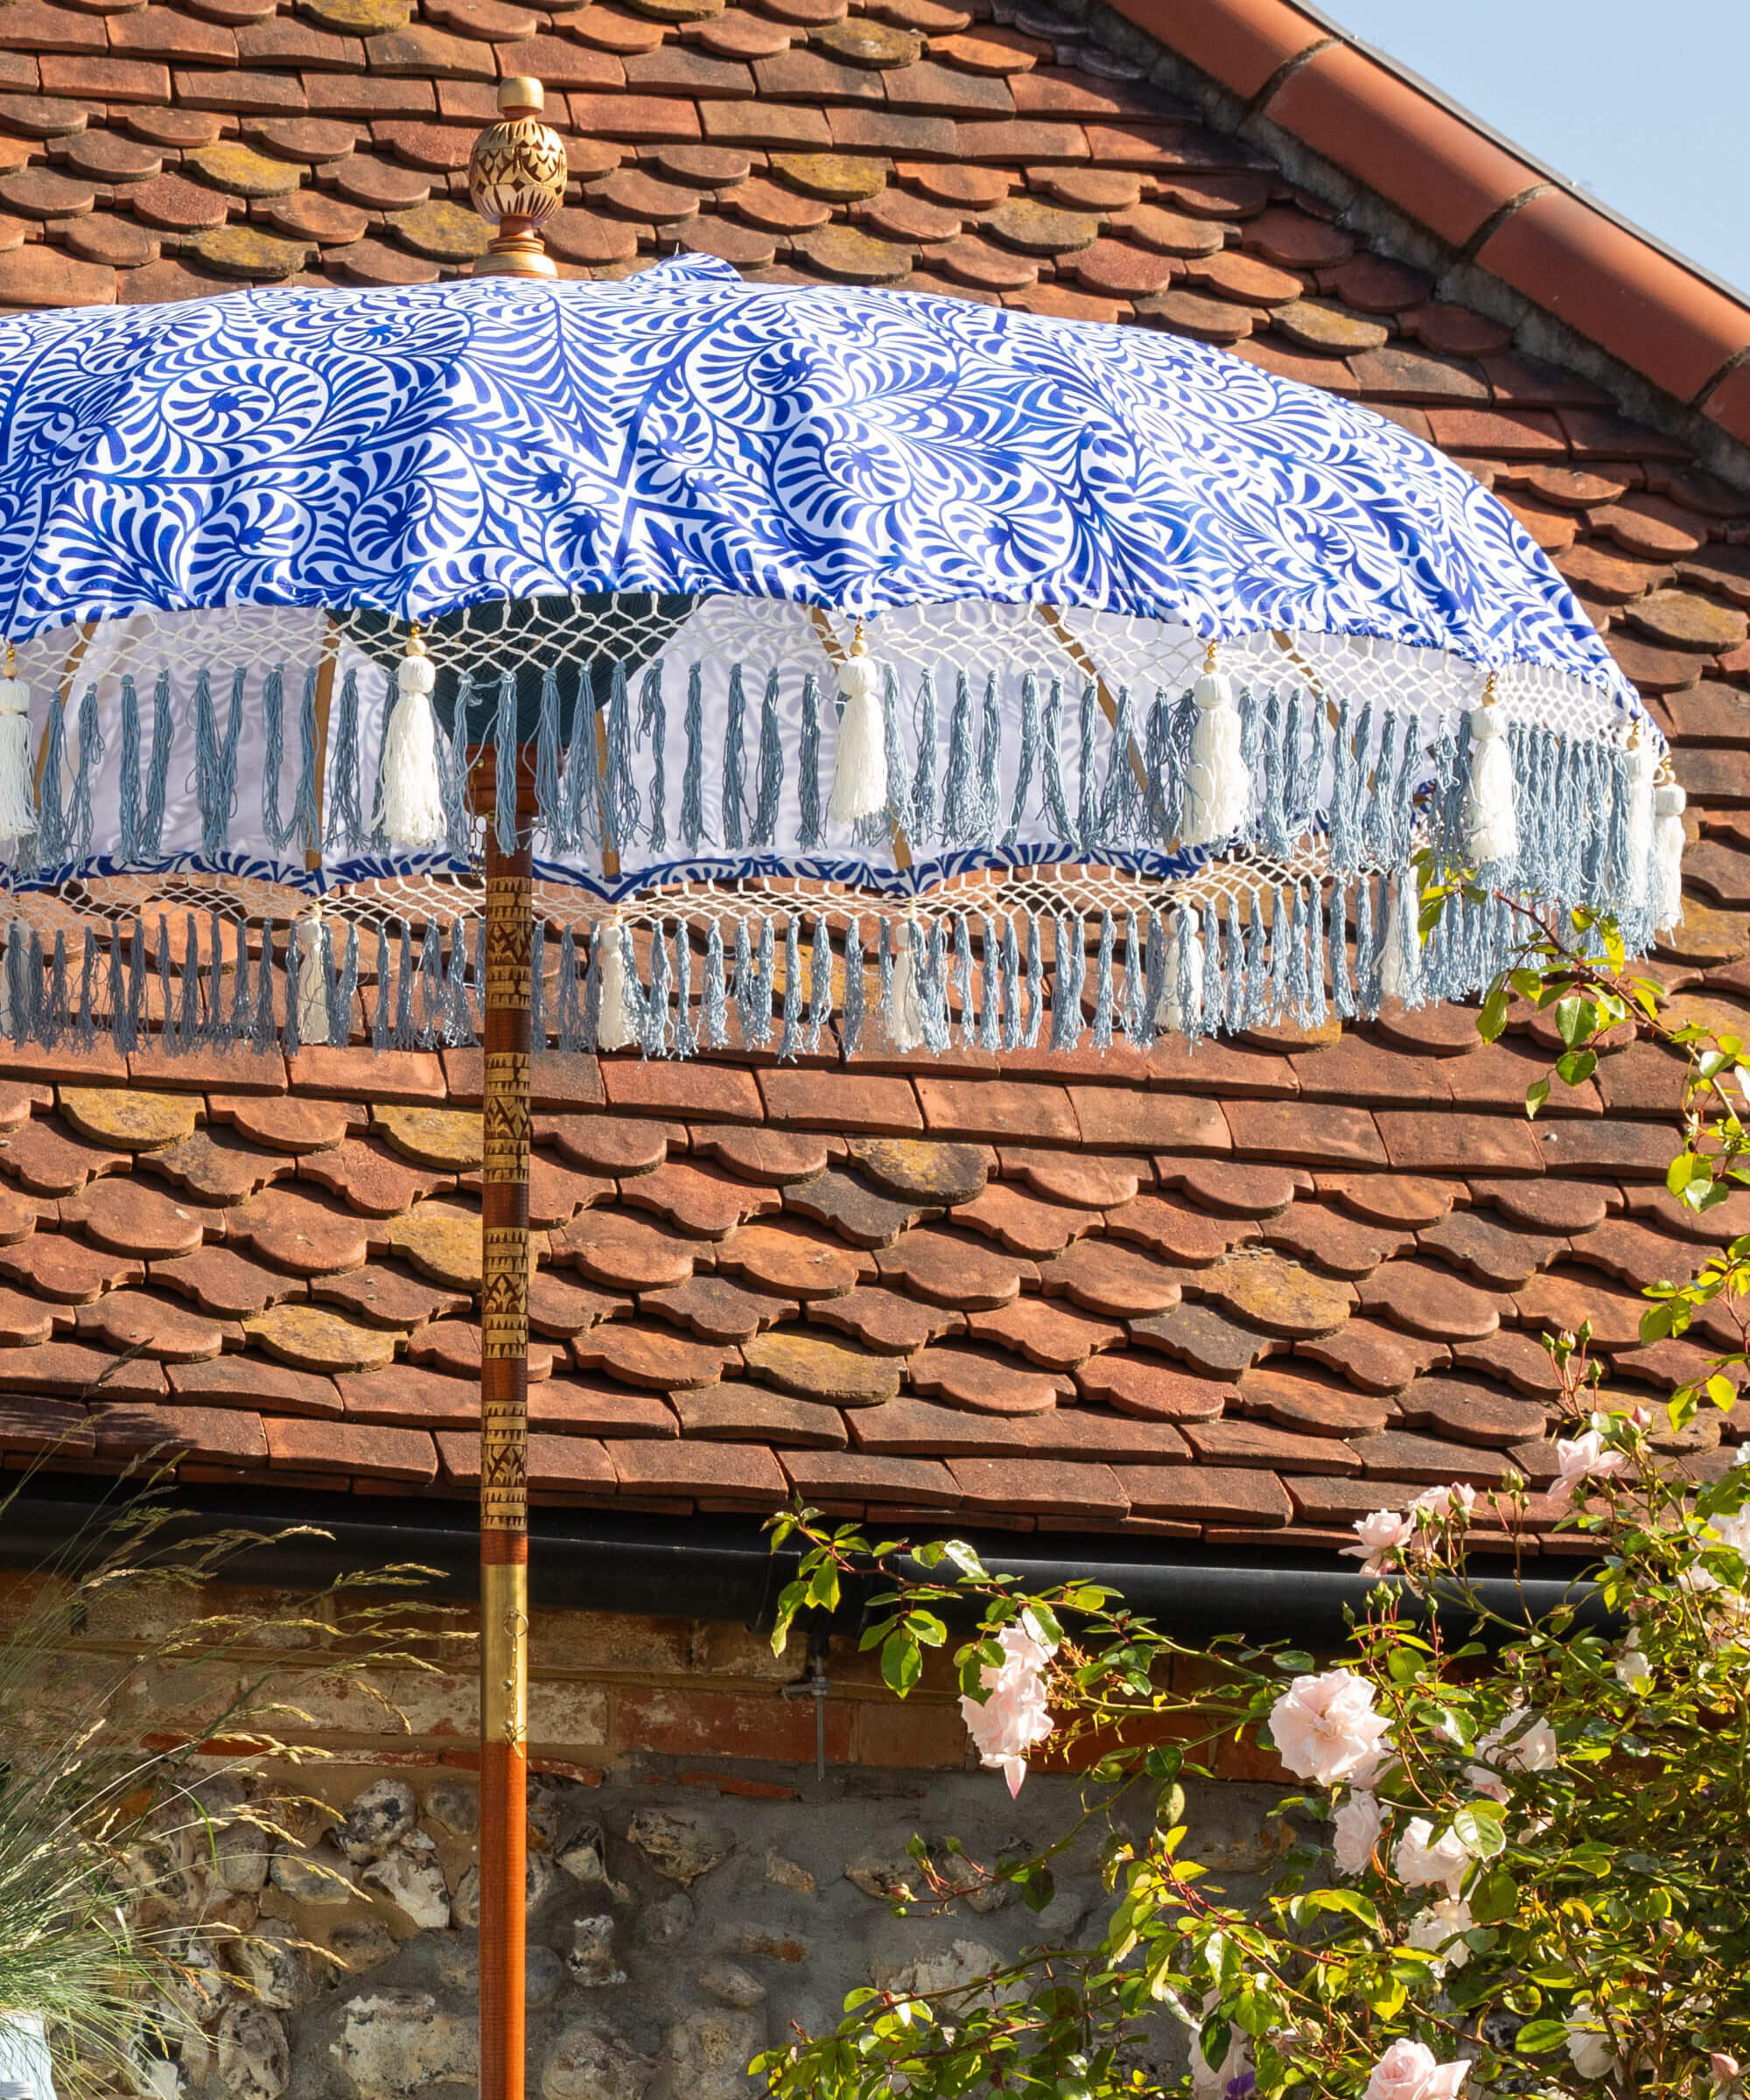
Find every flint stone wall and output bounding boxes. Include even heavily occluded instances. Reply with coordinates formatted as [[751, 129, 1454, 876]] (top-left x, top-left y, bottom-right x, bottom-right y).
[[160, 1763, 1286, 2100]]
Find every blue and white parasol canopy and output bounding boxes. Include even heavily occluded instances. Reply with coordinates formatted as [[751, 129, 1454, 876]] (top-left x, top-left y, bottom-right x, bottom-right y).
[[0, 253, 1679, 1060]]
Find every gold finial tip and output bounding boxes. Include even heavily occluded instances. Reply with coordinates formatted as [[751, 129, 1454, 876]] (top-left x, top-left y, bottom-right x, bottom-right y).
[[1202, 638, 1218, 674], [499, 76, 542, 112]]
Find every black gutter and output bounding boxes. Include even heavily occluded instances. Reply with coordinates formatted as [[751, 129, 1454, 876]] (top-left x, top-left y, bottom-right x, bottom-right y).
[[0, 1479, 1610, 1642]]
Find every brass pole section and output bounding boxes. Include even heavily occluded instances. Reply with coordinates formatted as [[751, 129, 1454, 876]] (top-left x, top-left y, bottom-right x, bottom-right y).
[[480, 821, 533, 2100]]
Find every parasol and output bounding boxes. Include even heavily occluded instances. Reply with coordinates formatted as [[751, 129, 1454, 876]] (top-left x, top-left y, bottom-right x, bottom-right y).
[[0, 76, 1682, 2100]]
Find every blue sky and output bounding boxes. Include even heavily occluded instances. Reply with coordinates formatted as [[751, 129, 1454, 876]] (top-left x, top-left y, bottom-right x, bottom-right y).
[[1316, 3, 1750, 297]]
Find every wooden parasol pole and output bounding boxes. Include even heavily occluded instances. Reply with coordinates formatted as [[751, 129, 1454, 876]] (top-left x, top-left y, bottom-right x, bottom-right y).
[[466, 76, 568, 2100], [479, 814, 533, 2100]]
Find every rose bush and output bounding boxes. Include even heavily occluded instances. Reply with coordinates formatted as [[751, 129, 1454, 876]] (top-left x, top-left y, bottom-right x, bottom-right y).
[[751, 911, 1750, 2099]]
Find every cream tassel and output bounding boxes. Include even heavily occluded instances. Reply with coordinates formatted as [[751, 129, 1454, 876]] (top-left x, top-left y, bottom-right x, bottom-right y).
[[828, 620, 887, 826], [296, 912, 330, 1046], [378, 626, 445, 847], [1181, 640, 1248, 848], [888, 920, 924, 1053], [1650, 771, 1686, 935], [597, 922, 636, 1052], [1624, 734, 1657, 907], [1380, 874, 1423, 1005], [0, 645, 37, 841], [1461, 680, 1516, 866]]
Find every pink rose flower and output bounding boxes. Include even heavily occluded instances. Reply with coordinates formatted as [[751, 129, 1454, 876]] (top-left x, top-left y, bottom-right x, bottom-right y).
[[1362, 2038, 1469, 2100], [1554, 1428, 1627, 1498], [1268, 1670, 1393, 1788], [1410, 1483, 1476, 1522], [1343, 1508, 1415, 1576], [1393, 1816, 1474, 1898], [960, 1620, 1054, 1797], [1331, 1788, 1384, 1875]]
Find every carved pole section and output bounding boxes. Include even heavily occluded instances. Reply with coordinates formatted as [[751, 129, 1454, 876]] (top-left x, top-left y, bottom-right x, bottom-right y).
[[480, 822, 532, 2100], [466, 74, 566, 2100]]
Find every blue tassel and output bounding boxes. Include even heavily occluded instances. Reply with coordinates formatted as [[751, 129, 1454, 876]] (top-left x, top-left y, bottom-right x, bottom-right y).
[[779, 914, 802, 1062], [605, 662, 639, 856], [292, 665, 320, 857], [754, 916, 775, 1050], [951, 911, 974, 1046], [415, 922, 444, 1044], [1201, 900, 1224, 1032], [582, 924, 603, 1053], [391, 923, 414, 1048], [1001, 914, 1021, 1052], [1286, 885, 1310, 1022], [1050, 911, 1083, 1053], [141, 670, 174, 858], [4, 926, 26, 1047], [228, 928, 253, 1046], [1093, 909, 1116, 1052], [942, 669, 976, 842], [978, 912, 1001, 1053], [36, 698, 66, 868], [205, 908, 225, 1045], [1007, 670, 1040, 844], [1330, 881, 1354, 1019], [1355, 872, 1382, 1014], [808, 914, 832, 1054], [326, 667, 365, 854], [1269, 884, 1292, 1020], [1122, 908, 1149, 1047], [1234, 892, 1261, 1026], [1101, 687, 1144, 845], [1143, 694, 1172, 840], [977, 671, 1002, 838], [1023, 911, 1045, 1048], [437, 697, 470, 863], [560, 671, 598, 855], [682, 662, 705, 853], [798, 671, 822, 852], [920, 918, 951, 1054], [1362, 712, 1397, 867], [277, 920, 301, 1056], [554, 928, 582, 1053], [703, 920, 727, 1049], [332, 922, 359, 1048], [639, 666, 666, 857], [642, 921, 671, 1058], [197, 667, 242, 859], [119, 674, 144, 864], [484, 669, 516, 859], [1075, 681, 1097, 849], [843, 920, 865, 1057], [535, 667, 565, 851], [371, 933, 389, 1049], [722, 662, 748, 853], [1174, 906, 1202, 1045], [1389, 721, 1421, 871], [754, 668, 782, 849], [1330, 700, 1359, 873], [616, 921, 649, 1051], [1223, 897, 1246, 1034], [1040, 676, 1072, 842], [1144, 911, 1169, 1039], [674, 923, 695, 1060], [260, 668, 286, 854], [68, 682, 102, 864], [863, 664, 904, 850], [911, 670, 938, 841]]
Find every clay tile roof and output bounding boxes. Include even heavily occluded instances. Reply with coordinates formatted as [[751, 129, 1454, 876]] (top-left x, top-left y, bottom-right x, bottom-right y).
[[4, 0, 1750, 1564]]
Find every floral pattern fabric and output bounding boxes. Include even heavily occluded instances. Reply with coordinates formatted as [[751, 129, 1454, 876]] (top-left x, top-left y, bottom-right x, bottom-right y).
[[0, 254, 1630, 709]]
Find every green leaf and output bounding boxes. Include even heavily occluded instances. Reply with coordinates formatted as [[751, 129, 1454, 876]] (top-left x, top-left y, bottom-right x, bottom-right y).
[[1273, 1649, 1316, 1674], [1555, 1046, 1596, 1088], [1478, 982, 1510, 1043], [1525, 1077, 1550, 1120], [1452, 1802, 1507, 1858], [1513, 2021, 1570, 2055], [1470, 1864, 1519, 1925], [1669, 1152, 1700, 1196], [880, 1635, 921, 1695], [1708, 1374, 1737, 1411]]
